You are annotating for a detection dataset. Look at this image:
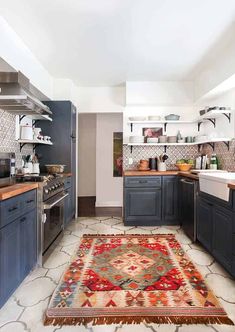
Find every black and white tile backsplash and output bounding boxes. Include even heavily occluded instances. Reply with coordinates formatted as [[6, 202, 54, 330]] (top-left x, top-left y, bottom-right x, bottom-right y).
[[123, 141, 235, 171], [0, 110, 33, 168]]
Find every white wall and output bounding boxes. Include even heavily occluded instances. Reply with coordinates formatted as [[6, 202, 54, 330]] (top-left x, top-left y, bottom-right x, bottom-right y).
[[96, 113, 123, 207], [0, 17, 54, 98], [126, 81, 194, 106], [78, 114, 96, 197], [73, 86, 125, 113], [194, 23, 235, 101]]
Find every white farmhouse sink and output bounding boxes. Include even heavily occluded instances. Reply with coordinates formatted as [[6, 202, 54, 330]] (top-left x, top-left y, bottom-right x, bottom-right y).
[[199, 172, 235, 201]]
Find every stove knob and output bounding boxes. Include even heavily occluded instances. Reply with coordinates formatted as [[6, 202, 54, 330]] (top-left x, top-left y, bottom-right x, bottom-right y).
[[44, 189, 49, 194], [51, 186, 55, 190]]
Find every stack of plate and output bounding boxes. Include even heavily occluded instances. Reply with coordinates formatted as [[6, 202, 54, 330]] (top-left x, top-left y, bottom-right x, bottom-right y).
[[147, 137, 159, 143], [168, 136, 177, 143], [129, 136, 145, 143], [159, 135, 167, 143], [128, 116, 146, 121]]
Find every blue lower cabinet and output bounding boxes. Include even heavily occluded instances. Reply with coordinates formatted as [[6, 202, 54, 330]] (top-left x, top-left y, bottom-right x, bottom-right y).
[[124, 187, 162, 226], [197, 194, 235, 277], [20, 209, 37, 279], [0, 190, 37, 308], [0, 219, 21, 308]]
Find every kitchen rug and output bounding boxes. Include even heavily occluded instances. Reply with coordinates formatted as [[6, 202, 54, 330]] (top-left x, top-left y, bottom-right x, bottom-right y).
[[44, 234, 233, 326]]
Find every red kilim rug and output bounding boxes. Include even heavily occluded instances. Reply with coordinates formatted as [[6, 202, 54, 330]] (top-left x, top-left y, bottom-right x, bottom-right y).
[[44, 234, 233, 326]]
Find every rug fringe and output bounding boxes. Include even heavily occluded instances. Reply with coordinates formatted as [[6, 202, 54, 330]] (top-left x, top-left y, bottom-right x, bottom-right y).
[[82, 233, 175, 238], [44, 315, 234, 326]]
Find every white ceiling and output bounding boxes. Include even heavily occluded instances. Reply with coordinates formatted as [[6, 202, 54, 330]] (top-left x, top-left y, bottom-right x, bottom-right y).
[[1, 0, 235, 86]]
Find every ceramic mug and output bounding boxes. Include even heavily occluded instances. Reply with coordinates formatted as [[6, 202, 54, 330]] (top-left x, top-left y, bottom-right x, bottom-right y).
[[158, 162, 166, 172]]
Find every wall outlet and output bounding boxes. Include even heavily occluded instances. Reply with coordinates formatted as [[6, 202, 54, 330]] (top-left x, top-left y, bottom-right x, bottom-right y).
[[128, 158, 133, 165]]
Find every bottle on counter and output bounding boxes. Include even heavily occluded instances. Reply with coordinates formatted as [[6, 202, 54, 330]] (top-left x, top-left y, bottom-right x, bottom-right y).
[[210, 154, 218, 170]]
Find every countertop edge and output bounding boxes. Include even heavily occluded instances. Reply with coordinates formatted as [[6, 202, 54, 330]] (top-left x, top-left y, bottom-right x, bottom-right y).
[[0, 183, 38, 201]]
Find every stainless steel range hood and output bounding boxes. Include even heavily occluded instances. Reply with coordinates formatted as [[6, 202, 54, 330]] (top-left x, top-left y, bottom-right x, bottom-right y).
[[0, 71, 52, 116]]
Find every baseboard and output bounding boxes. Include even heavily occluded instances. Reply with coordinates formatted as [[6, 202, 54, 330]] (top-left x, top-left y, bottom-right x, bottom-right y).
[[95, 201, 123, 207]]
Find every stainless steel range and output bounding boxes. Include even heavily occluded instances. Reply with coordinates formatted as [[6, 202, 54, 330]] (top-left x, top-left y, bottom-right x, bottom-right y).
[[16, 174, 68, 264]]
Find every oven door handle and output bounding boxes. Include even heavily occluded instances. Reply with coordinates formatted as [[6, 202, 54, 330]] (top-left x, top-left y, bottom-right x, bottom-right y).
[[43, 193, 68, 210]]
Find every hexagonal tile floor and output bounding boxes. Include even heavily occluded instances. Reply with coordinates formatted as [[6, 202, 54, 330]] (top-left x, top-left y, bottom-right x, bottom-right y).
[[0, 217, 235, 332]]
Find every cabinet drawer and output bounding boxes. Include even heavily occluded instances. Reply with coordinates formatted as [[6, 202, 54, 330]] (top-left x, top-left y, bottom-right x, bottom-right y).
[[21, 190, 37, 213], [124, 176, 161, 188], [0, 196, 22, 229], [64, 177, 72, 189]]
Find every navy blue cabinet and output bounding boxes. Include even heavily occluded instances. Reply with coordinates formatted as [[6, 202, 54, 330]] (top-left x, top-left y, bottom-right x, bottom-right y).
[[0, 190, 37, 308], [124, 187, 162, 225], [0, 219, 21, 308], [124, 176, 179, 226], [197, 193, 235, 277], [197, 197, 213, 252], [36, 101, 77, 219], [20, 209, 37, 279], [212, 206, 233, 272], [162, 176, 178, 223]]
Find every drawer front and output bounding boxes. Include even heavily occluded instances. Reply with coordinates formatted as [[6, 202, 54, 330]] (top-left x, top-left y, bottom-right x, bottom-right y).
[[124, 176, 161, 188], [64, 177, 72, 189], [21, 190, 37, 213], [0, 196, 22, 229]]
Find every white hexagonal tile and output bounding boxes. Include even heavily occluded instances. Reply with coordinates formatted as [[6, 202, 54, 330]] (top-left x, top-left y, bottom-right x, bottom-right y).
[[61, 243, 77, 256], [0, 322, 27, 332], [0, 297, 23, 328], [94, 216, 111, 221], [209, 261, 231, 278], [91, 223, 123, 234], [205, 274, 235, 302], [14, 277, 56, 306], [193, 263, 211, 277], [79, 218, 100, 226], [59, 326, 88, 332], [179, 325, 215, 332], [92, 325, 122, 332], [43, 251, 70, 269], [57, 234, 80, 247], [46, 263, 68, 284], [186, 249, 214, 266], [72, 227, 98, 237], [103, 218, 122, 226], [20, 298, 55, 332], [112, 225, 135, 231], [126, 228, 153, 234], [175, 232, 193, 244], [149, 325, 180, 332], [23, 267, 48, 284], [139, 226, 159, 231], [117, 324, 151, 332], [151, 227, 177, 235], [66, 222, 86, 232]]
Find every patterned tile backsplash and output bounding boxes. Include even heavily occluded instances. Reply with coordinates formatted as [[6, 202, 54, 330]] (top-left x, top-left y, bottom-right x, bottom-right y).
[[123, 141, 235, 171], [0, 110, 33, 168]]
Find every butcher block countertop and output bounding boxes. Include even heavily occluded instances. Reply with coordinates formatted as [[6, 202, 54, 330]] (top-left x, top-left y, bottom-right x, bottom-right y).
[[124, 170, 197, 178], [228, 182, 235, 190], [124, 170, 178, 176], [0, 183, 38, 201]]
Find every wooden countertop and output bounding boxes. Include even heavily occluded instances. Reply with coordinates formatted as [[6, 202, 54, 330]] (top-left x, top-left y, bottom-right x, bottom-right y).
[[178, 172, 199, 180], [0, 183, 38, 201], [227, 182, 235, 190], [124, 170, 178, 176]]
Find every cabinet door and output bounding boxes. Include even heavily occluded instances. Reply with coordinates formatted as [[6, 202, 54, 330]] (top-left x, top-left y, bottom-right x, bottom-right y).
[[197, 198, 213, 251], [212, 207, 233, 271], [162, 176, 178, 224], [20, 210, 37, 279], [124, 188, 161, 226], [0, 220, 21, 308]]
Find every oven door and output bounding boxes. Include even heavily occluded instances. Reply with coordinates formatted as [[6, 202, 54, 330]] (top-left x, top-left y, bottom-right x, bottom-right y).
[[0, 156, 11, 187], [43, 192, 68, 254]]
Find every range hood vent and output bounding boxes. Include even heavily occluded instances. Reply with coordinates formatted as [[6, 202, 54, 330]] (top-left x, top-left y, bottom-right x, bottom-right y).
[[0, 71, 51, 116]]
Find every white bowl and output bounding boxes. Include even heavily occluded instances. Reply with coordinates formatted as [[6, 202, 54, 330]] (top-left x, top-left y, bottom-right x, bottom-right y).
[[148, 116, 161, 121], [129, 136, 145, 143], [128, 116, 147, 122], [147, 137, 159, 143]]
